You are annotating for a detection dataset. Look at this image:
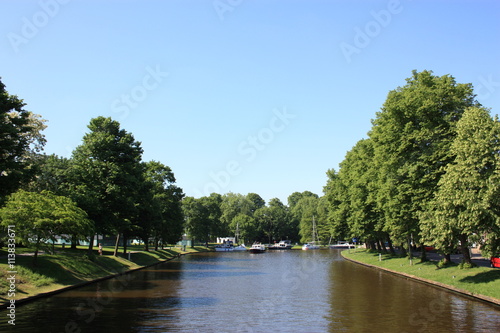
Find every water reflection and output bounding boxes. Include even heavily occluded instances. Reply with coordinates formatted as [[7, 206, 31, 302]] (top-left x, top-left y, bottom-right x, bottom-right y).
[[1, 250, 499, 332], [327, 254, 500, 333]]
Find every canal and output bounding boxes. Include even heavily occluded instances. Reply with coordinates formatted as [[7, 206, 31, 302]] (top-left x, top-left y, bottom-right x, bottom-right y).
[[2, 249, 499, 332]]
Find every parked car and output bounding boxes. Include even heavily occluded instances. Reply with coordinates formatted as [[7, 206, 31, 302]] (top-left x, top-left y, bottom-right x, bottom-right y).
[[490, 256, 500, 268], [424, 246, 435, 252]]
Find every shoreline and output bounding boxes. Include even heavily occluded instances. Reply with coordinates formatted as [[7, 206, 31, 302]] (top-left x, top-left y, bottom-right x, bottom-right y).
[[341, 249, 500, 307], [1, 247, 206, 310]]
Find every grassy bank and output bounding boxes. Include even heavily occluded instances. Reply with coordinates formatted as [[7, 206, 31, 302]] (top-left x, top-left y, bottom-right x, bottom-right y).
[[342, 248, 500, 304], [0, 245, 209, 306]]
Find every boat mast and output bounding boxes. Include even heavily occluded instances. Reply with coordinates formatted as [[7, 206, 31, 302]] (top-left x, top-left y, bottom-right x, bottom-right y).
[[312, 215, 318, 243]]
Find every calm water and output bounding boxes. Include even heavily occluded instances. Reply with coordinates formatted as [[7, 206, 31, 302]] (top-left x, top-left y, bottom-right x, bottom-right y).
[[2, 249, 499, 332]]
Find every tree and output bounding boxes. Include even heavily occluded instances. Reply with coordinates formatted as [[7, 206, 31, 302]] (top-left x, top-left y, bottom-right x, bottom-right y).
[[420, 107, 500, 265], [25, 154, 71, 194], [325, 169, 351, 243], [292, 194, 325, 244], [220, 193, 253, 235], [334, 139, 390, 252], [70, 117, 144, 255], [370, 70, 478, 258], [231, 213, 257, 244], [268, 198, 292, 241], [137, 161, 184, 250], [182, 196, 212, 243], [0, 190, 92, 264], [0, 78, 47, 202], [247, 192, 265, 214]]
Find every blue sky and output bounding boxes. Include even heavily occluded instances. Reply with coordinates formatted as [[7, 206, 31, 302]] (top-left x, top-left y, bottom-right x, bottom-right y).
[[1, 0, 499, 204]]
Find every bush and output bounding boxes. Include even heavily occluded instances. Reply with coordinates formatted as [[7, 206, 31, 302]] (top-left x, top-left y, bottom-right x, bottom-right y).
[[458, 261, 477, 269], [436, 259, 456, 269]]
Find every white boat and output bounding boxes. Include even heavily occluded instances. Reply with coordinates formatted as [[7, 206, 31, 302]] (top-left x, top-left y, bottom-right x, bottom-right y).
[[302, 243, 320, 250], [302, 216, 321, 250], [214, 240, 234, 252], [249, 243, 266, 253], [269, 240, 293, 250], [329, 241, 354, 249], [233, 244, 247, 251]]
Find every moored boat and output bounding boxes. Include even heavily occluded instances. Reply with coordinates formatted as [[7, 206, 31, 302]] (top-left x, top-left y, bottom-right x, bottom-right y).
[[233, 244, 247, 251], [214, 240, 234, 252], [329, 241, 354, 249], [249, 243, 266, 253], [302, 242, 320, 250], [268, 240, 293, 250]]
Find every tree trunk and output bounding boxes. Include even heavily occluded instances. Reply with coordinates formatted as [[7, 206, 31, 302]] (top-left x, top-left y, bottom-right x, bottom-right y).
[[32, 237, 40, 266], [399, 243, 407, 257], [144, 237, 149, 252], [375, 240, 382, 252], [122, 234, 128, 255], [378, 239, 387, 253], [420, 244, 428, 262], [459, 234, 472, 265], [387, 237, 395, 255], [443, 253, 451, 264], [88, 234, 95, 256], [114, 233, 120, 256], [71, 235, 78, 250], [407, 236, 413, 260]]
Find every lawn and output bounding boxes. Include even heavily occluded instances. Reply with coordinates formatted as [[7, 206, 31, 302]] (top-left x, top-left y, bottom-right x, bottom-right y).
[[342, 248, 500, 302], [0, 244, 209, 305]]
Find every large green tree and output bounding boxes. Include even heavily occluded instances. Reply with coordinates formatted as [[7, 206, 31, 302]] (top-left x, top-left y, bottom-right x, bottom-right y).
[[183, 196, 212, 243], [420, 107, 500, 264], [325, 169, 351, 243], [136, 161, 184, 250], [0, 79, 46, 202], [0, 190, 92, 263], [70, 117, 144, 255], [335, 139, 389, 251], [370, 70, 478, 257]]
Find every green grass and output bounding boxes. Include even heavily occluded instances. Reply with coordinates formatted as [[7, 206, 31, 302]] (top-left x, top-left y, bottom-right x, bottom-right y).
[[0, 244, 210, 305], [342, 248, 500, 301]]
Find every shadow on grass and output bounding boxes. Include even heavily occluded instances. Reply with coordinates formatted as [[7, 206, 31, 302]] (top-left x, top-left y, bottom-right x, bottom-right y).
[[13, 252, 132, 286], [122, 249, 180, 266], [460, 269, 500, 284]]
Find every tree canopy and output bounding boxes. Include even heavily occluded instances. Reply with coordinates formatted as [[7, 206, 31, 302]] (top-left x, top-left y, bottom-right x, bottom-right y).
[[0, 190, 92, 263], [324, 70, 498, 264], [0, 78, 46, 202]]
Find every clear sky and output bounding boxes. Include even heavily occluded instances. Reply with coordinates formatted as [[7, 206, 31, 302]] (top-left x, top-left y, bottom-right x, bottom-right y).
[[1, 0, 499, 204]]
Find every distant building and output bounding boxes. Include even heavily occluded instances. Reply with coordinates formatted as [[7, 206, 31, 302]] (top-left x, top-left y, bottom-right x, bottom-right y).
[[217, 237, 235, 244]]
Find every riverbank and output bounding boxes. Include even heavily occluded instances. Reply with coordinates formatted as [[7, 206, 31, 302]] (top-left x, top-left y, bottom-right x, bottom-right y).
[[342, 248, 500, 306], [0, 245, 210, 308]]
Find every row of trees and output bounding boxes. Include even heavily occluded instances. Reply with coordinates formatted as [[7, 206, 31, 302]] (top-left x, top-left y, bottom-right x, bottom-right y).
[[0, 78, 185, 257], [325, 70, 500, 264], [182, 191, 330, 245]]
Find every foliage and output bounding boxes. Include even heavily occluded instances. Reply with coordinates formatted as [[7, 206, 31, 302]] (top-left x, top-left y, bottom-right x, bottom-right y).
[[69, 117, 144, 253], [0, 78, 47, 202], [0, 190, 93, 262], [290, 192, 328, 244], [420, 107, 500, 263], [137, 161, 184, 250], [370, 70, 478, 248], [324, 70, 489, 258]]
